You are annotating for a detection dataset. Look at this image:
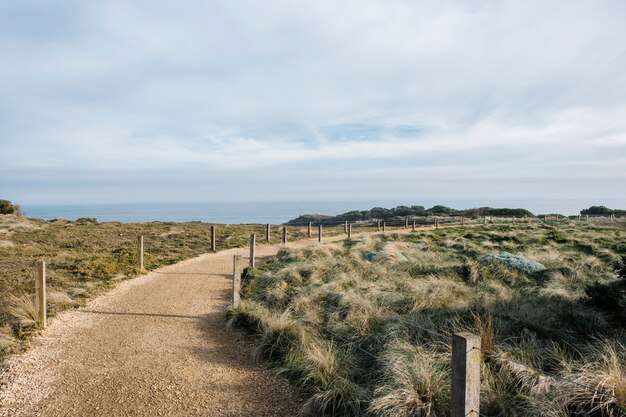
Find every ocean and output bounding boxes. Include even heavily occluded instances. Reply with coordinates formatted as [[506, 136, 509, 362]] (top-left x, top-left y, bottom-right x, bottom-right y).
[[20, 198, 626, 224]]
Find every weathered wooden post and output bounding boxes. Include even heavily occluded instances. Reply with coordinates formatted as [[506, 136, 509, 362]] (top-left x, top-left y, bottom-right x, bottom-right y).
[[382, 221, 386, 233], [377, 220, 381, 231], [282, 226, 287, 245], [405, 218, 409, 229], [586, 214, 589, 221], [137, 235, 144, 271], [348, 223, 352, 239], [249, 233, 256, 268], [35, 260, 46, 329], [308, 222, 312, 237], [318, 224, 323, 242], [266, 223, 271, 242], [211, 225, 216, 252], [483, 216, 487, 225], [232, 255, 241, 307], [412, 220, 416, 232], [452, 332, 481, 417], [435, 218, 439, 230], [344, 220, 348, 234], [461, 216, 465, 227]]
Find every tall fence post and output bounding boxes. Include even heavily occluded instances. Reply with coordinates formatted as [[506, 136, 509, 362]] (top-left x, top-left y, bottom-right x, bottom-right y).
[[266, 223, 271, 242], [405, 218, 409, 229], [452, 332, 481, 417], [435, 218, 439, 230], [318, 224, 323, 242], [344, 220, 348, 234], [35, 260, 46, 329], [232, 255, 241, 307], [382, 221, 386, 233], [211, 225, 216, 252], [412, 219, 416, 232], [461, 216, 465, 227], [377, 220, 381, 231], [138, 235, 144, 271], [586, 214, 589, 221], [249, 233, 256, 268], [348, 223, 352, 239], [308, 222, 312, 237], [282, 226, 287, 245]]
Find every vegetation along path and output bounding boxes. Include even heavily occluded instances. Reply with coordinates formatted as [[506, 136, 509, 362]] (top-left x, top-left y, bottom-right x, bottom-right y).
[[0, 231, 372, 417]]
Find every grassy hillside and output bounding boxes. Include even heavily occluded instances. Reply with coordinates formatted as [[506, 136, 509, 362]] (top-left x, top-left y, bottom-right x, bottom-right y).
[[0, 215, 333, 356], [228, 219, 626, 416]]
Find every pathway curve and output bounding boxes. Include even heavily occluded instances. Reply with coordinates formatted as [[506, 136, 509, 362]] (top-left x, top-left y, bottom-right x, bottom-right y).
[[0, 230, 379, 417]]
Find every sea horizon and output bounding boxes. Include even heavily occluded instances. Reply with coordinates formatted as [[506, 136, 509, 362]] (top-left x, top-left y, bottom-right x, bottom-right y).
[[20, 198, 626, 224]]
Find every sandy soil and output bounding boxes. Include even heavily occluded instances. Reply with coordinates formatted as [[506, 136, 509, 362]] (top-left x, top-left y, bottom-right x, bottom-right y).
[[0, 231, 371, 417]]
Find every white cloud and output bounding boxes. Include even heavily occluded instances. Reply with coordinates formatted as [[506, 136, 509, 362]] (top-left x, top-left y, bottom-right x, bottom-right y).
[[0, 0, 625, 203]]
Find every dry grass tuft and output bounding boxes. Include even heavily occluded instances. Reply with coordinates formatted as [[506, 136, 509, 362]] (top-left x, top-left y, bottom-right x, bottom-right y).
[[563, 339, 626, 415], [6, 294, 37, 328], [369, 342, 449, 417]]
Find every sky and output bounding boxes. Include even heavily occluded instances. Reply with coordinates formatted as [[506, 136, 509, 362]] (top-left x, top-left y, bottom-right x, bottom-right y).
[[1, 0, 625, 205]]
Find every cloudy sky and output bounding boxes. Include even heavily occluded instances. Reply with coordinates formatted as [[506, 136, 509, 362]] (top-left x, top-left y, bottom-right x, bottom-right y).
[[1, 0, 625, 205]]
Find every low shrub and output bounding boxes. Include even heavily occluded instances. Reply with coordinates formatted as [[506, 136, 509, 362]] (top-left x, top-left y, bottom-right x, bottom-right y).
[[478, 252, 546, 276], [0, 199, 21, 215]]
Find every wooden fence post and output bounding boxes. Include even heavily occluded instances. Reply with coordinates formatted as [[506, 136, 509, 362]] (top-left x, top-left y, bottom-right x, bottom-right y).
[[249, 234, 256, 268], [483, 216, 487, 225], [452, 332, 481, 417], [308, 222, 312, 237], [435, 218, 439, 230], [348, 223, 352, 239], [382, 221, 386, 233], [405, 218, 409, 229], [35, 260, 46, 329], [282, 226, 287, 245], [377, 220, 381, 231], [138, 235, 144, 271], [586, 214, 589, 221], [318, 224, 323, 242], [412, 220, 416, 232], [461, 216, 465, 227], [344, 220, 348, 234], [266, 223, 271, 242], [232, 255, 241, 307], [211, 225, 216, 252]]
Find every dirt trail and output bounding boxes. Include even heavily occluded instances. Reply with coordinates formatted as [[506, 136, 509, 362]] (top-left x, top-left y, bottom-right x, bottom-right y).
[[0, 231, 375, 417]]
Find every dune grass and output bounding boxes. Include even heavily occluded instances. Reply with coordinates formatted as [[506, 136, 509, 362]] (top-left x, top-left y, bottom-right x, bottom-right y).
[[228, 219, 626, 416]]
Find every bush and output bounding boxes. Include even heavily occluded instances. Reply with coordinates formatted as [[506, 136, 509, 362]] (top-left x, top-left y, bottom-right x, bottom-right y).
[[0, 199, 21, 215], [584, 256, 626, 324], [580, 205, 626, 215], [478, 252, 546, 275]]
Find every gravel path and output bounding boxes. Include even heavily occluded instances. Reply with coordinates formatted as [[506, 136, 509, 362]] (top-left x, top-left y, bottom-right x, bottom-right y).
[[0, 232, 359, 417]]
